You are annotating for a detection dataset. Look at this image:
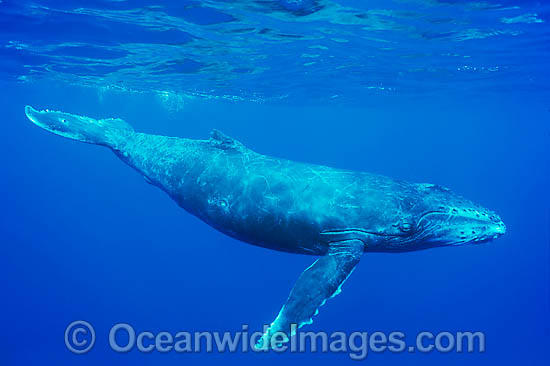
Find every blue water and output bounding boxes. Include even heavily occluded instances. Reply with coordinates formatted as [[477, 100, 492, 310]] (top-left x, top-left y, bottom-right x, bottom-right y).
[[1, 0, 549, 365]]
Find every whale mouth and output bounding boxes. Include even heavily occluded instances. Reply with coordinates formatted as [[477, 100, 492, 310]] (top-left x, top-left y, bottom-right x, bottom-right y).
[[25, 105, 64, 134], [24, 105, 63, 130], [25, 105, 41, 125], [417, 209, 506, 246]]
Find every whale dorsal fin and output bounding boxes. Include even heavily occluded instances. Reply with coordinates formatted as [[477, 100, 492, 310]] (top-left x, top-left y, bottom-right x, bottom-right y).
[[209, 129, 247, 152]]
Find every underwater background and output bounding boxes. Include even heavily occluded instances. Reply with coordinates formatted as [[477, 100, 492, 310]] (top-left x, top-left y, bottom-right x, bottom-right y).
[[1, 0, 549, 364]]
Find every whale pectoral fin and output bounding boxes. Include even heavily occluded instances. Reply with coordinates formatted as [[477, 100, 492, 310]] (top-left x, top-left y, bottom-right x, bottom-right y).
[[257, 239, 364, 349]]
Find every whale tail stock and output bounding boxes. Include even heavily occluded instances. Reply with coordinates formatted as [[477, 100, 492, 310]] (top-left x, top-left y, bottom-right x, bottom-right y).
[[24, 105, 134, 148]]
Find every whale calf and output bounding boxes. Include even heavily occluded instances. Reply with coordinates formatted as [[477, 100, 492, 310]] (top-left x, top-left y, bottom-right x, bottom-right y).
[[25, 105, 506, 348]]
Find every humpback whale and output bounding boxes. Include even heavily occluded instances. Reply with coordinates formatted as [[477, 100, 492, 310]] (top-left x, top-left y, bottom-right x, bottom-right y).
[[25, 105, 506, 348]]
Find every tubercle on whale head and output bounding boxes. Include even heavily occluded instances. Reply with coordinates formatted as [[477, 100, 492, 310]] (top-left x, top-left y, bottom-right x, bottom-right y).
[[381, 183, 506, 249]]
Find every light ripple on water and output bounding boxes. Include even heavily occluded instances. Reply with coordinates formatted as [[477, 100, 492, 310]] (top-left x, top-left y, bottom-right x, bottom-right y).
[[0, 0, 548, 103]]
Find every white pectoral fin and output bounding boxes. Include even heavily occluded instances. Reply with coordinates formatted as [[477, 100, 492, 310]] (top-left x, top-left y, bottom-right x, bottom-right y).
[[256, 239, 364, 350]]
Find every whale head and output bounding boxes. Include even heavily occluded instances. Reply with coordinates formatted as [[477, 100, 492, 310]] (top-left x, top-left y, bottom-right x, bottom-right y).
[[25, 105, 105, 144], [384, 183, 506, 250], [25, 105, 133, 146]]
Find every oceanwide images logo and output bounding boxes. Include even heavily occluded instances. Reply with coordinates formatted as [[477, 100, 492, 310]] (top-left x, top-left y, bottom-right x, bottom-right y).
[[65, 321, 486, 360]]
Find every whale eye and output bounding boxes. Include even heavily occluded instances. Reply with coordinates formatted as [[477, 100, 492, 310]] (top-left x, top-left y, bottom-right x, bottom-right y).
[[60, 118, 68, 124], [399, 221, 414, 233]]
